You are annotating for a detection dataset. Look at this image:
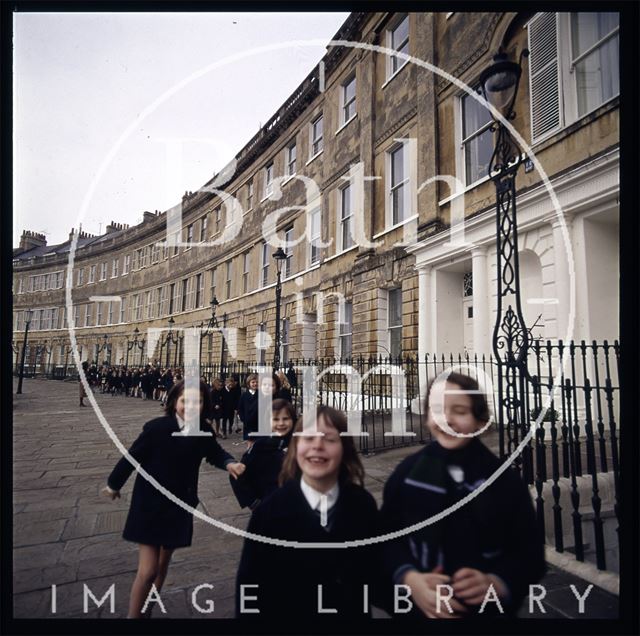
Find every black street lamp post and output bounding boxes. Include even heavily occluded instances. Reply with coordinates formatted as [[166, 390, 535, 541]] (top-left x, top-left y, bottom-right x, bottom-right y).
[[220, 313, 228, 373], [199, 297, 219, 375], [126, 327, 146, 367], [272, 247, 287, 369], [481, 48, 533, 471], [16, 309, 33, 394], [164, 317, 180, 368]]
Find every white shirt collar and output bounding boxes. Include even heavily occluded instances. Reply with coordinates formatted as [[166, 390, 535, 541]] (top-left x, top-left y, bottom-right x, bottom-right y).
[[299, 477, 339, 511], [176, 413, 186, 431]]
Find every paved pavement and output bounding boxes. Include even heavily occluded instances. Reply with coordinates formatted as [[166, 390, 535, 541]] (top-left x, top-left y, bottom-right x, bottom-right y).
[[11, 377, 619, 620]]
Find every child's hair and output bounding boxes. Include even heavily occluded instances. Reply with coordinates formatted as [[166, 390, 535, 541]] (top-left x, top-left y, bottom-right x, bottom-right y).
[[425, 372, 490, 423], [271, 373, 282, 393], [279, 405, 364, 487], [271, 398, 296, 422], [164, 379, 213, 424], [276, 370, 291, 390], [245, 373, 258, 388], [211, 377, 223, 388]]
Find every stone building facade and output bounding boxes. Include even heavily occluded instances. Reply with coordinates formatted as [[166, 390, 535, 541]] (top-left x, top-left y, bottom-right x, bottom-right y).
[[12, 11, 619, 371]]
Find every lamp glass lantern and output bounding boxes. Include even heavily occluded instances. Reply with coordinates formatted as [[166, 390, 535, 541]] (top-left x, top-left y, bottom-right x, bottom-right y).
[[273, 247, 287, 275], [479, 51, 523, 121]]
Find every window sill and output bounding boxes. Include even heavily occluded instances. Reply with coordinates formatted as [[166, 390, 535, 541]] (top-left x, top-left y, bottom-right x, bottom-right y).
[[382, 61, 408, 91], [324, 244, 358, 263], [306, 150, 324, 166], [281, 173, 297, 187], [373, 214, 419, 240], [530, 95, 619, 152], [260, 193, 274, 204], [335, 115, 357, 136], [437, 173, 493, 207]]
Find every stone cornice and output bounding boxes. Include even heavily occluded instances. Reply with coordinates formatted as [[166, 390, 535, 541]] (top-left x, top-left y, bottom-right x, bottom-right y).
[[374, 106, 418, 148], [323, 156, 361, 190], [435, 13, 501, 95]]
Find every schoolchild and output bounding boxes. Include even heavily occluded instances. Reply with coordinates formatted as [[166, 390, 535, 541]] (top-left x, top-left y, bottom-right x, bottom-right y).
[[230, 398, 295, 510], [221, 375, 241, 437], [274, 371, 293, 403], [379, 372, 545, 619], [285, 361, 298, 389], [79, 360, 89, 407], [102, 380, 245, 618], [209, 377, 224, 436], [237, 374, 259, 446], [235, 406, 379, 620]]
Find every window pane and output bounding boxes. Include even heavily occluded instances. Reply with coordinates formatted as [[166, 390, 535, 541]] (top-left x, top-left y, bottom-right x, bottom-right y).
[[575, 36, 619, 116], [342, 219, 353, 250], [391, 146, 404, 187], [341, 185, 351, 219], [392, 16, 408, 49], [389, 328, 402, 358], [392, 183, 405, 225], [571, 12, 619, 58], [389, 289, 402, 327], [344, 77, 355, 103], [464, 128, 493, 185], [462, 93, 491, 139]]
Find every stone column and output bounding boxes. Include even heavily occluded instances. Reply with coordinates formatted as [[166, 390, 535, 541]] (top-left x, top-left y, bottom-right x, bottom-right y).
[[417, 266, 433, 397], [471, 247, 490, 357], [551, 217, 573, 342]]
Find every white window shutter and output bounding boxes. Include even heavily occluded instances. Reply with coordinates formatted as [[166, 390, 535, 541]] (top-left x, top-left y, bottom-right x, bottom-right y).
[[528, 12, 562, 142]]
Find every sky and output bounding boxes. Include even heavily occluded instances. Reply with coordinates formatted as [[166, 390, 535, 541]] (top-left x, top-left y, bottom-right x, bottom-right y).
[[13, 11, 350, 247]]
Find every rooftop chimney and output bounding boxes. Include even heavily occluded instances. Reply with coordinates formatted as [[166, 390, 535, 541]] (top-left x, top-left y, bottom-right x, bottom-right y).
[[143, 210, 160, 222], [19, 230, 47, 251], [106, 221, 129, 234]]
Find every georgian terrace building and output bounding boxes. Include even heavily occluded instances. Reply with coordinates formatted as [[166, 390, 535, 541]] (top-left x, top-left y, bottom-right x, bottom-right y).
[[13, 11, 619, 372]]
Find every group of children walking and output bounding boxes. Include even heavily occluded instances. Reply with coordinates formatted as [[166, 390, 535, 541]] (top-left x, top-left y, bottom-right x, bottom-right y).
[[102, 371, 545, 620], [78, 362, 178, 406]]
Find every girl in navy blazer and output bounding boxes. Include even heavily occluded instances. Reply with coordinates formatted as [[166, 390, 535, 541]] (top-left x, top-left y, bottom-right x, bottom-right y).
[[102, 380, 245, 618], [379, 372, 545, 619], [235, 406, 380, 621], [237, 374, 259, 444], [209, 377, 224, 436], [230, 398, 296, 510]]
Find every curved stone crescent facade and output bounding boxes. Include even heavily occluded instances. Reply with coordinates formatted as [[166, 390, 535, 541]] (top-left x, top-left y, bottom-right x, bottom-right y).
[[13, 11, 619, 372]]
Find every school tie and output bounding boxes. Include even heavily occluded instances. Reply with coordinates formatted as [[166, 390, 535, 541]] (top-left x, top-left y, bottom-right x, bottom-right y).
[[313, 505, 336, 532]]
